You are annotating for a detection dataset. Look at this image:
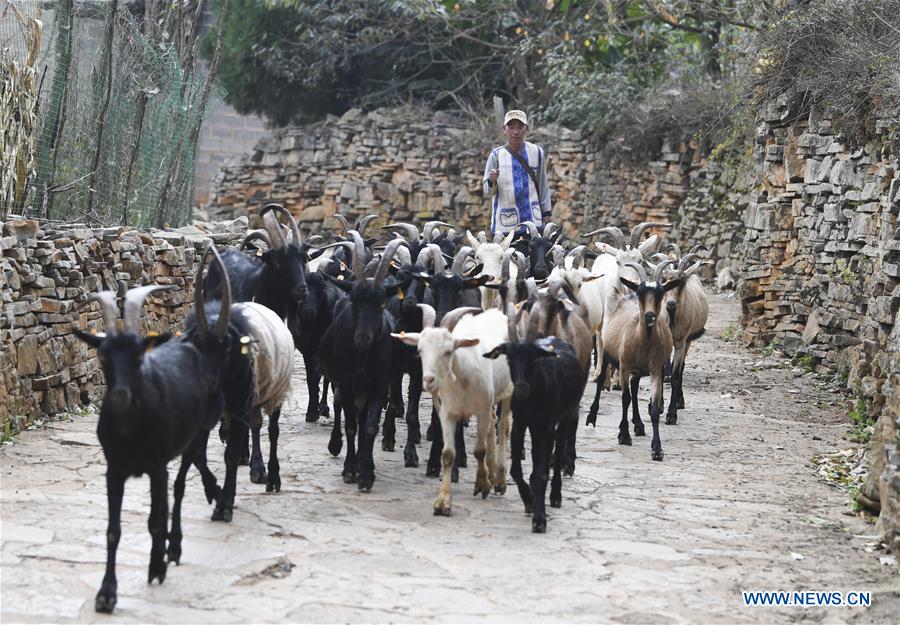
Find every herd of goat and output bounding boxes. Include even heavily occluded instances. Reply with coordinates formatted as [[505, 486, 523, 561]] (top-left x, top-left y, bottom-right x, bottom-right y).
[[73, 204, 709, 612]]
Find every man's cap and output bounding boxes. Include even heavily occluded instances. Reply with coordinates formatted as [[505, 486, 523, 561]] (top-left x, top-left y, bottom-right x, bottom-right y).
[[504, 110, 528, 126]]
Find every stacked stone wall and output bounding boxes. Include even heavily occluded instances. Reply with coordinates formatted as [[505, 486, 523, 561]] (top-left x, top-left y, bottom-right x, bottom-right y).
[[0, 219, 243, 432]]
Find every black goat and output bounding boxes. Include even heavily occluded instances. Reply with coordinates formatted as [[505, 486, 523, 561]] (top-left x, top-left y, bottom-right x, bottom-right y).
[[73, 265, 233, 613], [512, 222, 563, 280], [319, 232, 409, 490], [287, 269, 344, 423], [484, 303, 588, 533]]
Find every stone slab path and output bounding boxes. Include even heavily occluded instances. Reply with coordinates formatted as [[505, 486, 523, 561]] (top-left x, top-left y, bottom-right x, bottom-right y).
[[2, 292, 898, 624]]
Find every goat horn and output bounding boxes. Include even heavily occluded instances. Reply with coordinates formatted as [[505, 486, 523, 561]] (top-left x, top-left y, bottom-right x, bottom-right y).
[[582, 226, 625, 248], [440, 306, 480, 331], [381, 223, 421, 241], [677, 253, 699, 276], [394, 245, 412, 266], [123, 285, 172, 335], [356, 214, 379, 238], [517, 221, 539, 238], [417, 303, 436, 329], [623, 261, 649, 284], [506, 301, 519, 342], [428, 243, 447, 273], [549, 244, 565, 268], [423, 221, 454, 241], [206, 245, 232, 337], [347, 230, 367, 284], [261, 206, 287, 250], [664, 242, 682, 260], [241, 229, 271, 251], [566, 245, 587, 269], [690, 244, 706, 254], [500, 248, 518, 283], [543, 222, 559, 240], [630, 222, 670, 250], [332, 213, 351, 235], [451, 246, 475, 274], [374, 238, 407, 287], [263, 203, 302, 246], [91, 291, 120, 335], [652, 259, 673, 285]]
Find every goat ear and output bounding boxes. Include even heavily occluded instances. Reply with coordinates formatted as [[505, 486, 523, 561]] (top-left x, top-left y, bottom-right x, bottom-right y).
[[415, 272, 433, 285], [582, 273, 603, 282], [500, 230, 515, 251], [325, 273, 354, 292], [465, 275, 492, 288], [74, 328, 104, 349], [483, 282, 503, 290], [390, 332, 420, 346], [619, 276, 640, 292], [384, 274, 412, 296], [306, 248, 325, 261], [663, 278, 683, 292], [463, 262, 484, 277], [143, 333, 173, 351], [482, 344, 508, 360], [465, 230, 480, 249], [453, 337, 480, 349]]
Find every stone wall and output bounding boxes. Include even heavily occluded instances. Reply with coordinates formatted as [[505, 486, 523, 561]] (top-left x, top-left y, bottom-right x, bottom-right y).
[[0, 218, 244, 432]]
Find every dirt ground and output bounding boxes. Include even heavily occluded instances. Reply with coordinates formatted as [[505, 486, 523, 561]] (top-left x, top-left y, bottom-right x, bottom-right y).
[[1, 291, 898, 624]]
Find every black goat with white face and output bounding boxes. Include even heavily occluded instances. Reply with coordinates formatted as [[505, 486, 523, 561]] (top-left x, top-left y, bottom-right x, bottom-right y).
[[319, 232, 410, 490], [483, 303, 588, 533], [74, 248, 234, 613]]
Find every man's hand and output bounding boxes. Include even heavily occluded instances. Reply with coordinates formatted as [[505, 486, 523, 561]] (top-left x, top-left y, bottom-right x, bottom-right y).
[[489, 168, 499, 185], [542, 215, 552, 225]]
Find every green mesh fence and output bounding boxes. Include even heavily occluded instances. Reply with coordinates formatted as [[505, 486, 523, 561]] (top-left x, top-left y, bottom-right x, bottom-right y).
[[1, 0, 221, 226]]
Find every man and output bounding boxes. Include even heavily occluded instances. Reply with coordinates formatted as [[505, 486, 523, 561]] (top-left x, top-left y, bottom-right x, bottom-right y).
[[482, 109, 551, 235]]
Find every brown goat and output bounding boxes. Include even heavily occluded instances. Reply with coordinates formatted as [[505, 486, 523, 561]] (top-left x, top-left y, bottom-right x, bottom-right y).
[[600, 261, 681, 461]]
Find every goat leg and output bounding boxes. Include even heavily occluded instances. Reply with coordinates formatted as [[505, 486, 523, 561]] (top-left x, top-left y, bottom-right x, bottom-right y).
[[168, 449, 194, 565], [550, 423, 566, 508], [650, 375, 665, 461], [433, 413, 456, 516], [213, 421, 247, 522], [304, 352, 322, 422], [586, 355, 608, 427], [319, 377, 331, 418], [147, 465, 169, 584], [383, 376, 401, 453], [266, 407, 282, 493], [510, 421, 532, 514], [249, 409, 267, 484], [358, 397, 381, 491], [617, 373, 633, 446], [425, 408, 442, 478], [493, 400, 511, 494], [454, 421, 466, 474], [529, 427, 551, 534], [342, 401, 359, 484], [329, 390, 343, 457], [191, 429, 222, 505], [95, 467, 125, 613], [630, 374, 645, 436], [404, 370, 422, 467], [563, 405, 577, 477]]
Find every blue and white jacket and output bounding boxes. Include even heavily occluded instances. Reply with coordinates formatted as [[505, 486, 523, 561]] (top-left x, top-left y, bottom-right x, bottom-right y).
[[482, 141, 552, 235]]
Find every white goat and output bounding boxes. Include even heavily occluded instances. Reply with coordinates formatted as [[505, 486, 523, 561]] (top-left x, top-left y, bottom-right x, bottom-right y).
[[392, 305, 513, 516], [465, 229, 514, 310]]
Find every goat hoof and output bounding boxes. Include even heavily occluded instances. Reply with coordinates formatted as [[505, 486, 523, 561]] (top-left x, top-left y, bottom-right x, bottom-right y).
[[550, 495, 562, 508], [633, 423, 646, 437], [328, 434, 343, 457], [585, 413, 597, 427], [94, 588, 117, 614], [425, 424, 435, 442], [457, 455, 467, 469], [665, 414, 677, 425], [618, 434, 632, 446], [342, 470, 357, 484], [651, 449, 664, 461], [166, 542, 182, 565], [305, 409, 320, 423], [414, 431, 422, 445], [358, 477, 374, 492], [266, 477, 281, 493], [382, 438, 395, 452], [249, 467, 267, 484], [451, 467, 459, 484], [211, 506, 233, 522], [563, 464, 575, 477], [148, 559, 168, 585], [238, 453, 250, 466], [404, 448, 419, 468], [425, 461, 440, 478], [318, 404, 330, 418], [433, 503, 452, 517], [524, 502, 533, 515], [532, 517, 547, 533], [677, 399, 685, 410]]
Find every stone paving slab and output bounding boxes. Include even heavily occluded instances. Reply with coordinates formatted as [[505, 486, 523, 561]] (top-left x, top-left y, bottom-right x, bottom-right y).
[[1, 293, 898, 624]]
